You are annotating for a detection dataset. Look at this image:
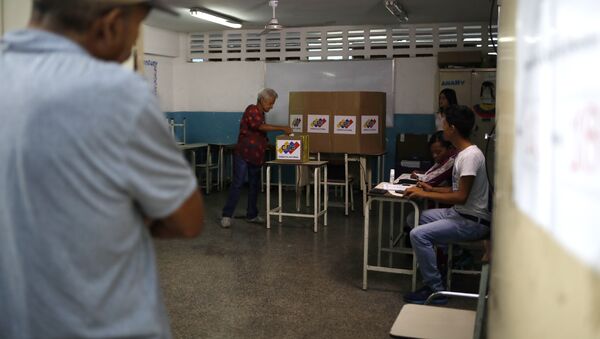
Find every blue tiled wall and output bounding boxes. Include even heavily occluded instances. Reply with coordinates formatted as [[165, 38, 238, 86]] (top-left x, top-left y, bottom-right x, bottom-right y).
[[166, 111, 436, 183]]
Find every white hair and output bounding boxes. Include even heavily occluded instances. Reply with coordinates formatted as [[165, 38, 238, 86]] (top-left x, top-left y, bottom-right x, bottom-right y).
[[257, 88, 278, 102]]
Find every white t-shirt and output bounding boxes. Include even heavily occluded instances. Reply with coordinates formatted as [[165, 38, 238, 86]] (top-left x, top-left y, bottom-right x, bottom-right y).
[[452, 145, 491, 220]]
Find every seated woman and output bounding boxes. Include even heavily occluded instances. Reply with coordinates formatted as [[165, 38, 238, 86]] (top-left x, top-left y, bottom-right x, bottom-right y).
[[411, 131, 457, 187]]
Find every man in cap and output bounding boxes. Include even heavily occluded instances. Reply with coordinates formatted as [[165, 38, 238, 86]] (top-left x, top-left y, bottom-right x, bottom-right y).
[[0, 1, 203, 338]]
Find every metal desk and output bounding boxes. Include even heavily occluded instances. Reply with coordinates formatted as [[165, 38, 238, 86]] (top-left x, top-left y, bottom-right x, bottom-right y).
[[208, 143, 236, 191], [266, 160, 328, 233], [363, 191, 420, 291], [314, 152, 386, 215], [177, 143, 209, 192], [354, 152, 386, 214]]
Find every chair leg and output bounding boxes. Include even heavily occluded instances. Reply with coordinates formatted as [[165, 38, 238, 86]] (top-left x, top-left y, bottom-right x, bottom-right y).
[[350, 183, 355, 211]]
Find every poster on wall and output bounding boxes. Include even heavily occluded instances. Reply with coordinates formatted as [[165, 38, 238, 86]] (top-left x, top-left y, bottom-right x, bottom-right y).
[[514, 0, 600, 272], [290, 114, 303, 133], [333, 115, 356, 134], [143, 60, 158, 95], [307, 114, 329, 133], [361, 115, 379, 134]]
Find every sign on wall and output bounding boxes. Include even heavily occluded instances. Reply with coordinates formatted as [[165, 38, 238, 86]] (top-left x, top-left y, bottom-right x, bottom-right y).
[[290, 114, 303, 133], [307, 114, 329, 133], [361, 115, 379, 134], [333, 115, 356, 134]]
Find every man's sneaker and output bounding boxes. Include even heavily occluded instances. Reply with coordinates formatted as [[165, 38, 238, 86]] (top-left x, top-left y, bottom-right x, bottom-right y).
[[403, 286, 448, 305], [220, 217, 232, 228], [246, 216, 265, 224]]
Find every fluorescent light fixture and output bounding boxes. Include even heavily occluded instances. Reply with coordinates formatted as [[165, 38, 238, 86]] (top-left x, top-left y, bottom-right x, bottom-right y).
[[384, 0, 408, 23], [189, 8, 242, 29]]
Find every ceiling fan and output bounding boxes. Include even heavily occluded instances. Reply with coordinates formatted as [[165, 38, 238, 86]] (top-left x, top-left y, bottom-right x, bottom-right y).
[[260, 0, 284, 35]]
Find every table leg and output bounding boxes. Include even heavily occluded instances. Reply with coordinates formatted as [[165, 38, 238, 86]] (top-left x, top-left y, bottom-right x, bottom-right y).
[[266, 165, 271, 229], [313, 166, 318, 233], [377, 155, 382, 184], [377, 199, 383, 266], [344, 153, 349, 216], [191, 150, 197, 180], [380, 155, 385, 187], [278, 165, 282, 223], [412, 205, 420, 291], [362, 198, 371, 290], [324, 164, 328, 226], [206, 145, 211, 195], [360, 156, 367, 214], [219, 146, 224, 191], [389, 201, 395, 267], [295, 165, 301, 212]]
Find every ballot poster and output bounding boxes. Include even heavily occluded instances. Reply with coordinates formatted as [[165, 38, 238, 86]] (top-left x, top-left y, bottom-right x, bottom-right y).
[[333, 115, 356, 134], [307, 114, 329, 133], [361, 115, 379, 134], [276, 139, 302, 161], [514, 0, 600, 272], [290, 114, 303, 133]]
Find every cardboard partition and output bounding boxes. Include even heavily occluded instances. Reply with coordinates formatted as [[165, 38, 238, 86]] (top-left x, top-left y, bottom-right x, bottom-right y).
[[358, 92, 386, 155], [290, 92, 335, 153], [289, 91, 386, 155]]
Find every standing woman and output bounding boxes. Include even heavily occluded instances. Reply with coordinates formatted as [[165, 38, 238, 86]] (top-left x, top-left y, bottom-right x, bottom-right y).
[[435, 88, 458, 131]]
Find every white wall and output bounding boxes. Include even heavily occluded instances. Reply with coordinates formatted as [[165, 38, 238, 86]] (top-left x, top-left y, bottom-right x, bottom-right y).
[[166, 58, 437, 116], [394, 57, 438, 114], [142, 25, 185, 112], [144, 55, 175, 112], [144, 25, 180, 58], [143, 26, 437, 115], [0, 0, 3, 34], [173, 62, 266, 113], [2, 0, 30, 34]]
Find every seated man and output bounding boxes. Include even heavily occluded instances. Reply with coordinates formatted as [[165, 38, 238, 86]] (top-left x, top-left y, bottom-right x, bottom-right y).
[[402, 105, 491, 304]]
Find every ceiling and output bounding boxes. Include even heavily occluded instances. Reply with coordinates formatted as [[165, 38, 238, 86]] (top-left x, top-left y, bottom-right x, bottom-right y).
[[146, 0, 493, 33]]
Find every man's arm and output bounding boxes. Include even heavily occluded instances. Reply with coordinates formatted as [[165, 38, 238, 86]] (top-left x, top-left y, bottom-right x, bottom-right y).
[[417, 181, 453, 193], [405, 175, 475, 205], [148, 189, 204, 238], [259, 124, 292, 134]]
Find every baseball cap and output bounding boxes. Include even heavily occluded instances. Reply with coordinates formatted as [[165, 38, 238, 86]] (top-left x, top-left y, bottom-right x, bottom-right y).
[[101, 0, 179, 16]]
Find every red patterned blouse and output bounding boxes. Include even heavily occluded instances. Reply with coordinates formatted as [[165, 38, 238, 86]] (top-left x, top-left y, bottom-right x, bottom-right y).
[[234, 104, 267, 166]]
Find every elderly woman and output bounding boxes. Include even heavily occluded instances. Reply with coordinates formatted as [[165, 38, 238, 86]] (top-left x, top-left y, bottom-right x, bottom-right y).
[[221, 88, 292, 228]]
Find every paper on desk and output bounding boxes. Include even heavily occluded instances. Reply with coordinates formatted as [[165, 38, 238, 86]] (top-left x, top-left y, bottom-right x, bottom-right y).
[[395, 173, 420, 183], [397, 173, 413, 180], [375, 182, 413, 191]]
